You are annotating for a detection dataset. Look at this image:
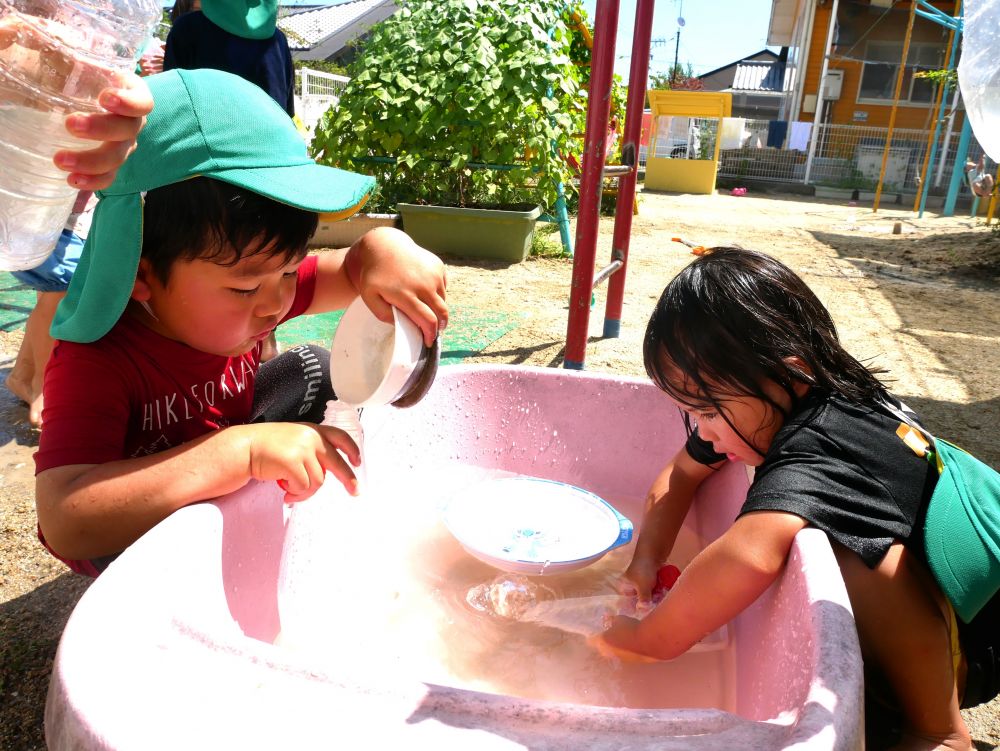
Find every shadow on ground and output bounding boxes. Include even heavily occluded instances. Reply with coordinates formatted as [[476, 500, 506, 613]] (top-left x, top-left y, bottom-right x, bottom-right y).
[[809, 228, 1000, 467], [0, 574, 90, 751], [811, 228, 1000, 292]]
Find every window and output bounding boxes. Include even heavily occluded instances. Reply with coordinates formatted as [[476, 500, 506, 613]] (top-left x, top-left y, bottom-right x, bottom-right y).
[[858, 42, 943, 104]]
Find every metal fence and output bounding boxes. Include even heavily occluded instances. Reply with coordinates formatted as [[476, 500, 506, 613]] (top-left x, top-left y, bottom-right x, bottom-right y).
[[295, 67, 350, 134], [637, 115, 985, 196]]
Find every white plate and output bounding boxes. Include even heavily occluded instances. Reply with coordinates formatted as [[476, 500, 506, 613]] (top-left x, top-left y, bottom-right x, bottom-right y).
[[441, 477, 633, 576]]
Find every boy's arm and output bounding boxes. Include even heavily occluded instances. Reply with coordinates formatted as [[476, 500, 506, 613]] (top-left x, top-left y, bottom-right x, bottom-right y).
[[600, 510, 808, 660], [621, 447, 719, 603], [36, 422, 361, 561], [306, 227, 448, 346]]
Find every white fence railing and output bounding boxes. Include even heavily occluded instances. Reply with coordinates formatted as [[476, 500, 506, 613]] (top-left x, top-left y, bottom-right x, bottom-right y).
[[637, 115, 985, 196], [295, 67, 350, 134]]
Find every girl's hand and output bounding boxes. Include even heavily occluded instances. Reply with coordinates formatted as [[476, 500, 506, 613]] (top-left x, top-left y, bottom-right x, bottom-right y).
[[243, 423, 361, 503], [619, 555, 660, 606], [345, 227, 448, 346], [55, 74, 154, 191]]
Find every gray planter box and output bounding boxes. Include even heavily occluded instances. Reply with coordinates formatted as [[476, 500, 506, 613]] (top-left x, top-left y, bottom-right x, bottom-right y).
[[813, 186, 856, 201], [309, 213, 399, 248], [398, 203, 541, 263]]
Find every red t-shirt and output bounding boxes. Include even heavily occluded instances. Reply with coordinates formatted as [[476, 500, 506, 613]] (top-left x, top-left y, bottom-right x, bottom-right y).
[[35, 255, 319, 574]]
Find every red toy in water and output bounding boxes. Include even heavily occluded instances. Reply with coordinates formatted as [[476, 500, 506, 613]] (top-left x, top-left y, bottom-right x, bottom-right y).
[[650, 564, 682, 602], [657, 564, 681, 590]]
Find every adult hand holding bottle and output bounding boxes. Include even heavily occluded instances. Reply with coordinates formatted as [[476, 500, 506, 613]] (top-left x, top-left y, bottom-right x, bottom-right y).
[[0, 14, 153, 190], [0, 0, 158, 271], [54, 73, 153, 191]]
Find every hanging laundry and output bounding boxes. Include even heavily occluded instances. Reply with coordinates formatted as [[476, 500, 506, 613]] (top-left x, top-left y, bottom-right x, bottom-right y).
[[720, 117, 746, 149], [767, 120, 789, 148], [788, 121, 813, 151]]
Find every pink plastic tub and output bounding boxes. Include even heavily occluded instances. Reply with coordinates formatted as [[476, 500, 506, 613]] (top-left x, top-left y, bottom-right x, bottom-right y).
[[46, 365, 863, 750]]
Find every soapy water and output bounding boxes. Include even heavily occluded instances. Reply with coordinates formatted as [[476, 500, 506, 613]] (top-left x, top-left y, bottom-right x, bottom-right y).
[[273, 462, 735, 710]]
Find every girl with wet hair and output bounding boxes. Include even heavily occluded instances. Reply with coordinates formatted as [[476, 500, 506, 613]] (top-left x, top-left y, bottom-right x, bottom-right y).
[[595, 247, 998, 751]]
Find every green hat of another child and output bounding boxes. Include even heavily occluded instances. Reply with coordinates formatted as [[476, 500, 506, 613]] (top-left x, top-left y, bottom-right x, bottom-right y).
[[201, 0, 278, 40], [51, 68, 374, 344]]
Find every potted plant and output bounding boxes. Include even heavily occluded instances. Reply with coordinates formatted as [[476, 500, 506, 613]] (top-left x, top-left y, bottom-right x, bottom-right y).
[[310, 0, 592, 263]]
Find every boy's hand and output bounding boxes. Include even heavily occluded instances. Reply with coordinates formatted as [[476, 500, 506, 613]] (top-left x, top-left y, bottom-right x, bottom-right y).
[[346, 227, 448, 346], [244, 423, 361, 503], [55, 74, 153, 191]]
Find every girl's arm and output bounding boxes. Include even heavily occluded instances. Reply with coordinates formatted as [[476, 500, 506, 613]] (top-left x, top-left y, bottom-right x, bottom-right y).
[[306, 227, 448, 346], [601, 510, 808, 660], [35, 422, 361, 561], [621, 447, 719, 603]]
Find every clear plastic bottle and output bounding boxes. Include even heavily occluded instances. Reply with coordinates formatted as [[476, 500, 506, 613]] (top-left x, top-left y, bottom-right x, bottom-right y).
[[322, 398, 366, 491], [0, 0, 160, 271], [274, 400, 365, 649], [845, 200, 858, 230]]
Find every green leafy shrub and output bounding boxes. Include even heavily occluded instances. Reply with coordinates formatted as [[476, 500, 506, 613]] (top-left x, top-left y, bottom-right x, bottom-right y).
[[310, 0, 605, 214]]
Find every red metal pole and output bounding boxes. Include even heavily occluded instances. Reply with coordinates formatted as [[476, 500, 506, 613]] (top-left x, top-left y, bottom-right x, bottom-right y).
[[603, 0, 655, 339], [564, 0, 620, 370]]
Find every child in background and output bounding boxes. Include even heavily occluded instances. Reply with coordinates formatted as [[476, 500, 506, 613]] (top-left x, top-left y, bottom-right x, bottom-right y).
[[595, 248, 998, 751], [965, 154, 995, 199], [34, 69, 447, 577]]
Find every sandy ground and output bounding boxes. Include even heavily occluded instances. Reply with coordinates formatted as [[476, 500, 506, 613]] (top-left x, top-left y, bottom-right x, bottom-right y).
[[1, 189, 998, 749]]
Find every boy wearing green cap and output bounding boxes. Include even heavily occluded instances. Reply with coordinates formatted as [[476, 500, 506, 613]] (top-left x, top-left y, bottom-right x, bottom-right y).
[[33, 69, 447, 577]]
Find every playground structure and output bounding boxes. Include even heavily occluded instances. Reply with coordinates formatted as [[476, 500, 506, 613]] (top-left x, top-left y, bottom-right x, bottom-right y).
[[565, 0, 1000, 368], [860, 0, 998, 221], [563, 0, 654, 369], [644, 91, 732, 195]]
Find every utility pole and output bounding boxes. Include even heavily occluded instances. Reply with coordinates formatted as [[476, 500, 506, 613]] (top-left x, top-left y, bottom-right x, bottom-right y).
[[672, 0, 684, 83], [649, 37, 667, 62]]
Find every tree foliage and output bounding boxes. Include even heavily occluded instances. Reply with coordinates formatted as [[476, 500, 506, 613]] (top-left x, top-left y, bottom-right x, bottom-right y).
[[310, 0, 619, 213]]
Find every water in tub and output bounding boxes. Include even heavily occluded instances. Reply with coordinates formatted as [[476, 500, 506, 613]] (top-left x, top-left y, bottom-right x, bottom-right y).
[[274, 461, 734, 711]]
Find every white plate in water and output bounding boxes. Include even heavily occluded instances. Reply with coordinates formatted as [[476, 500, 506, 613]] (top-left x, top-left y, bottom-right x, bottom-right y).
[[441, 477, 634, 576]]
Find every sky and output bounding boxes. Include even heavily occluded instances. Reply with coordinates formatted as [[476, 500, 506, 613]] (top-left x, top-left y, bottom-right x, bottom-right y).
[[160, 0, 779, 83], [580, 0, 779, 83]]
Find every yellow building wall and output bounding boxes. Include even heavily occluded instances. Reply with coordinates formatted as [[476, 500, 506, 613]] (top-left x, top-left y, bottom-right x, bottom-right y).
[[798, 1, 962, 130]]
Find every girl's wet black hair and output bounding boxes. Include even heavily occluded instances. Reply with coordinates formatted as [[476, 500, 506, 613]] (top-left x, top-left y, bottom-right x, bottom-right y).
[[643, 247, 889, 452], [141, 177, 318, 284]]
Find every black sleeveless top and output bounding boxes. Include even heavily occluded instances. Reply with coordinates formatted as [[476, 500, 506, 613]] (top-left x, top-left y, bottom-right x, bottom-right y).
[[686, 392, 938, 568]]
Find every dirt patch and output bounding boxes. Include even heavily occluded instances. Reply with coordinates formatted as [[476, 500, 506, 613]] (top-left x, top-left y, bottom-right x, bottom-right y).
[[2, 189, 998, 749]]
